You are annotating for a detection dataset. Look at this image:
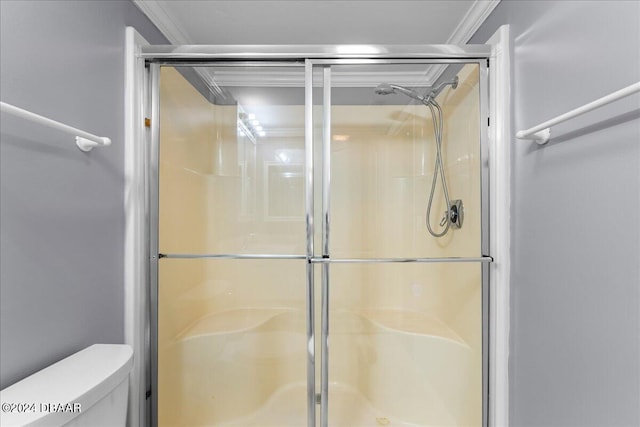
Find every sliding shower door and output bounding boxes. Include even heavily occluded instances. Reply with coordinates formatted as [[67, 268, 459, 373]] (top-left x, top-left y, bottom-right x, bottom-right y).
[[154, 64, 312, 427], [311, 61, 488, 427], [151, 53, 489, 427]]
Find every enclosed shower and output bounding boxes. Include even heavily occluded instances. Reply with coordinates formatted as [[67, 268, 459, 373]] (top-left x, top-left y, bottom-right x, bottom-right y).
[[150, 53, 489, 427]]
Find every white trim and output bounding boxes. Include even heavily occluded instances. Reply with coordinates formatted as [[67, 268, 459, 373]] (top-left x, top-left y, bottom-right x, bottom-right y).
[[424, 0, 501, 86], [124, 26, 150, 427], [131, 0, 190, 44], [487, 24, 511, 427], [450, 0, 501, 44]]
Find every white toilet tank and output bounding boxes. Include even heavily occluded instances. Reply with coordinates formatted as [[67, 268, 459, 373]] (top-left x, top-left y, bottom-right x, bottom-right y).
[[0, 344, 133, 427]]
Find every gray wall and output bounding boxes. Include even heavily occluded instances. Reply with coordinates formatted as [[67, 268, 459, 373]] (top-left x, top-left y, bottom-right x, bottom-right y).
[[471, 1, 640, 425], [0, 1, 167, 389]]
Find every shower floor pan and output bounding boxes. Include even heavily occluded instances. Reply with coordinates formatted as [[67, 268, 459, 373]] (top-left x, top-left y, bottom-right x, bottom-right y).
[[218, 381, 455, 427]]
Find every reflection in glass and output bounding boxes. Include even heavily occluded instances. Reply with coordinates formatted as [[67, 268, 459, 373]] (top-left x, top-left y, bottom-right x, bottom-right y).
[[266, 163, 305, 219], [158, 66, 306, 255]]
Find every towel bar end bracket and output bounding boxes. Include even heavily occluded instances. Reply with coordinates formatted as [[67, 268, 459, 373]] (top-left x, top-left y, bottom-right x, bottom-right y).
[[516, 128, 550, 145], [76, 136, 112, 152]]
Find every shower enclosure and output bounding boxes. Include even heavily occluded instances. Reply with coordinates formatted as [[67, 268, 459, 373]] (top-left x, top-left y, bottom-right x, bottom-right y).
[[145, 46, 491, 427]]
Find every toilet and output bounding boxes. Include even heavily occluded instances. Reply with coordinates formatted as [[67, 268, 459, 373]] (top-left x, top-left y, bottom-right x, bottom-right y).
[[0, 344, 133, 426]]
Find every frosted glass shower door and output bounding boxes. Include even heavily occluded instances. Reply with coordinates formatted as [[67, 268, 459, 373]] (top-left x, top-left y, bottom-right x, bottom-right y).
[[155, 65, 310, 427]]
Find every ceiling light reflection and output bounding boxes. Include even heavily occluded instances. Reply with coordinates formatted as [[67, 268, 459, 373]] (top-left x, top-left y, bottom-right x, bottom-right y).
[[336, 45, 381, 55]]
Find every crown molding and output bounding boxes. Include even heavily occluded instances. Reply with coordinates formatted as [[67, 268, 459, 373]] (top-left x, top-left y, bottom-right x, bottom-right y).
[[132, 0, 191, 44], [449, 0, 500, 44], [135, 0, 498, 93], [424, 0, 500, 84]]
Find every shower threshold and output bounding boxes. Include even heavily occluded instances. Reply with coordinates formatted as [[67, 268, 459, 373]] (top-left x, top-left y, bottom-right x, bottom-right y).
[[218, 381, 455, 427]]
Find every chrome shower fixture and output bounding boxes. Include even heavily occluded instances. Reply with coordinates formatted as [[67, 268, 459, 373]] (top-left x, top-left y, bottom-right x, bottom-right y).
[[374, 83, 427, 103], [426, 76, 459, 102], [374, 76, 459, 105], [374, 75, 462, 238]]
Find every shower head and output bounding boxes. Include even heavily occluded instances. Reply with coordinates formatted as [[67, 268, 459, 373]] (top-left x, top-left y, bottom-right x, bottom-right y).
[[374, 83, 396, 95], [375, 76, 459, 105], [374, 83, 427, 103]]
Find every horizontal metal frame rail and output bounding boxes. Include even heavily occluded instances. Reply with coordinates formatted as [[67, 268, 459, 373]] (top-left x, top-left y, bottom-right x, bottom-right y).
[[158, 254, 493, 263], [141, 44, 491, 60], [159, 253, 306, 260], [311, 256, 493, 263]]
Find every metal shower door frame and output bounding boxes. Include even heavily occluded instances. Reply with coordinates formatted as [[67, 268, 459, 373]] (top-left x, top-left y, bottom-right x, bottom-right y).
[[144, 44, 492, 427]]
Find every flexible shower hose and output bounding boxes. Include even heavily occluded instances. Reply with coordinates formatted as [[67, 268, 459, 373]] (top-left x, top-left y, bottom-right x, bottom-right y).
[[425, 99, 452, 238]]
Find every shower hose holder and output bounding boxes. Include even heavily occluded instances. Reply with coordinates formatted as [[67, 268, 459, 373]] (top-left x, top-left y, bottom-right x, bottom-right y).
[[449, 200, 464, 229]]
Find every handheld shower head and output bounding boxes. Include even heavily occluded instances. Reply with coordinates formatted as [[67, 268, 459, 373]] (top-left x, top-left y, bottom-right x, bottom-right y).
[[374, 83, 396, 96], [374, 83, 426, 103], [375, 76, 459, 105]]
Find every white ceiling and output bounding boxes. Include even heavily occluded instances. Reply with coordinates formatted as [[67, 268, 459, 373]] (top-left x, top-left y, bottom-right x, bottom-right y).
[[134, 0, 499, 46], [134, 1, 499, 135]]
